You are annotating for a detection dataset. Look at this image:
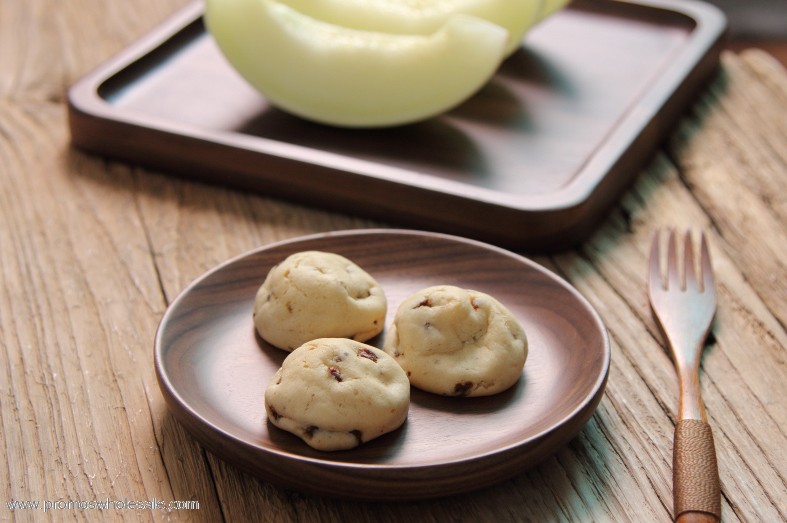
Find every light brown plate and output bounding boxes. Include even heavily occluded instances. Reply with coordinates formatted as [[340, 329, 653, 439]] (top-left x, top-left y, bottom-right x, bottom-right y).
[[154, 230, 610, 500]]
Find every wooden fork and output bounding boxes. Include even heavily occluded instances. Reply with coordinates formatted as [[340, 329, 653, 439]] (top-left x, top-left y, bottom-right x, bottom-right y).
[[648, 230, 721, 522]]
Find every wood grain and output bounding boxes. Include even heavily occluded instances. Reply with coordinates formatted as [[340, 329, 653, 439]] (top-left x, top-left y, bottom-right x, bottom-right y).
[[0, 1, 785, 521]]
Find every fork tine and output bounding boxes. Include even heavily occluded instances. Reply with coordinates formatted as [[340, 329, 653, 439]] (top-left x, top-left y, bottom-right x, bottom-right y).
[[649, 231, 663, 291], [684, 230, 697, 290], [666, 229, 681, 290], [700, 232, 715, 295]]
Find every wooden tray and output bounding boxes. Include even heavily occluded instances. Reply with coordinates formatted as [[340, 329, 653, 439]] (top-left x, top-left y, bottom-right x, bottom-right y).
[[67, 0, 726, 250]]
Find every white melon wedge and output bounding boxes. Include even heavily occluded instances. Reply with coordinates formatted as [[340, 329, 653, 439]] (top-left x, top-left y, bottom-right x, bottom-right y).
[[205, 0, 509, 127], [278, 0, 543, 56]]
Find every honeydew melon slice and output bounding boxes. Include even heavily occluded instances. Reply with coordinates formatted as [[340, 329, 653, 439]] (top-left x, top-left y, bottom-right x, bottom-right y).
[[205, 0, 509, 127], [278, 0, 544, 56]]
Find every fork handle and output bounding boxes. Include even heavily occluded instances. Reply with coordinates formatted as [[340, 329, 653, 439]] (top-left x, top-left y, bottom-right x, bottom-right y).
[[674, 419, 721, 521]]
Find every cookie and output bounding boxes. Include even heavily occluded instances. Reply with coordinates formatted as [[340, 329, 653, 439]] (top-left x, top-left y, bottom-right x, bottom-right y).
[[253, 251, 386, 351], [264, 338, 410, 451], [383, 285, 527, 397]]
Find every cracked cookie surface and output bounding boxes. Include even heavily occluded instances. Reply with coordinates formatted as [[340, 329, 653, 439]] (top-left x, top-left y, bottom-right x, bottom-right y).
[[383, 285, 527, 396], [253, 251, 386, 351], [264, 338, 410, 451]]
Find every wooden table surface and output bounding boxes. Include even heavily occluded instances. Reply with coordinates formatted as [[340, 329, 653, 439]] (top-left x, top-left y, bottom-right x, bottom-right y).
[[1, 1, 785, 521]]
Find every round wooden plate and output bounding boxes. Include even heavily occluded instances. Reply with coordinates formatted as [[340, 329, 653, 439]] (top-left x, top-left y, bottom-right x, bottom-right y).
[[155, 229, 610, 500]]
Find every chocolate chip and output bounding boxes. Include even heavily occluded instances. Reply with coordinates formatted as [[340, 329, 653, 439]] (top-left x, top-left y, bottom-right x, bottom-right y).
[[413, 297, 431, 308], [453, 381, 474, 396], [304, 425, 318, 438], [358, 348, 378, 363], [350, 430, 363, 445], [328, 366, 343, 382]]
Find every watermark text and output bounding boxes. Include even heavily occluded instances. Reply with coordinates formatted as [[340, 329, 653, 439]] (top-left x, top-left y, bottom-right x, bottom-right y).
[[6, 497, 199, 513]]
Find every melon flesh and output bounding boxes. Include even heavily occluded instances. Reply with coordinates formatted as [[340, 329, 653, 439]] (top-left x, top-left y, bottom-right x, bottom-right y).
[[205, 0, 509, 127], [278, 0, 544, 55]]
